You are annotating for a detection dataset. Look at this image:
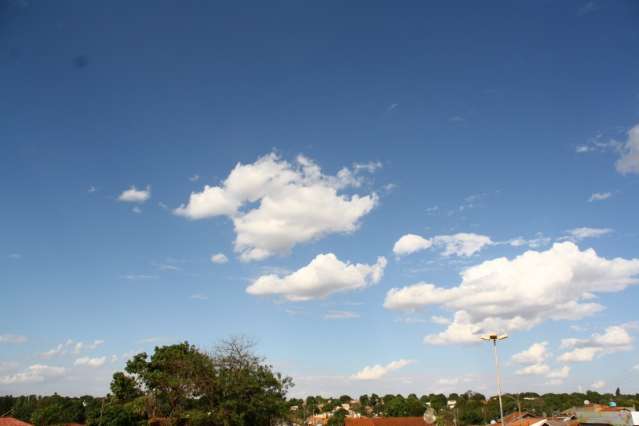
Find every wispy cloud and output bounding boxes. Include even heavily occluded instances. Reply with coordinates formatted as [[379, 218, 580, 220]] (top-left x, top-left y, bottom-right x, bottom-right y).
[[588, 192, 612, 202], [324, 310, 360, 320], [0, 334, 27, 344]]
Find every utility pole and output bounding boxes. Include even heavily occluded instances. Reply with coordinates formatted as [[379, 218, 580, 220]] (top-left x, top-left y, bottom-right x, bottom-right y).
[[481, 334, 508, 426]]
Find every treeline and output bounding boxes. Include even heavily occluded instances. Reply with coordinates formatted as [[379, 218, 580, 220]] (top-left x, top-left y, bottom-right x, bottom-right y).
[[2, 338, 292, 426], [1, 338, 637, 426]]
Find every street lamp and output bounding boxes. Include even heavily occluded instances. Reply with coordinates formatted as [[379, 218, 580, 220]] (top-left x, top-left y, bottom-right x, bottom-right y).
[[481, 334, 508, 426]]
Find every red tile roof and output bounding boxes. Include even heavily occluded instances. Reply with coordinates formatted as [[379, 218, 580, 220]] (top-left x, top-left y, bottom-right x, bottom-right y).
[[345, 418, 432, 426], [0, 418, 33, 426]]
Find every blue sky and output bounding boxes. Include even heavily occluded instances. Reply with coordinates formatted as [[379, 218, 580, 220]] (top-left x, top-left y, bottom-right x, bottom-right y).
[[2, 0, 639, 397]]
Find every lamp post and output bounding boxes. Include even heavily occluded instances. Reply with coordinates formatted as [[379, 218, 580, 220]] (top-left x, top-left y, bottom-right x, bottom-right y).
[[481, 334, 508, 426]]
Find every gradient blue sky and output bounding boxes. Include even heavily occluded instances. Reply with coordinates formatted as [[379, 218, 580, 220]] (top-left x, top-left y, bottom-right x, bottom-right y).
[[2, 0, 639, 397]]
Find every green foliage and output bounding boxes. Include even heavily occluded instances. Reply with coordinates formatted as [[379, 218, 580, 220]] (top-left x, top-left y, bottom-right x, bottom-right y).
[[111, 372, 143, 403]]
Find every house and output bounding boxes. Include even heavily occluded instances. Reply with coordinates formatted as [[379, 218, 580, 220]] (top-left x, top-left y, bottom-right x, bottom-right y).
[[0, 418, 33, 426], [345, 417, 433, 426]]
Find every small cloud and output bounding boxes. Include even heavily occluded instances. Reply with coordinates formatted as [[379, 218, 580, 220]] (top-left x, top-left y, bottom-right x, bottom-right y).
[[590, 380, 606, 390], [88, 186, 97, 193], [210, 253, 229, 264], [7, 253, 22, 260], [351, 359, 414, 380], [437, 377, 459, 386], [562, 227, 613, 241], [138, 337, 165, 344], [158, 202, 169, 210], [588, 192, 612, 202], [0, 334, 27, 344], [74, 356, 106, 368], [189, 174, 200, 182], [426, 206, 439, 215], [120, 274, 157, 281], [449, 116, 465, 124], [386, 103, 399, 112], [190, 293, 208, 300], [132, 206, 142, 214], [324, 310, 360, 320], [118, 186, 151, 203]]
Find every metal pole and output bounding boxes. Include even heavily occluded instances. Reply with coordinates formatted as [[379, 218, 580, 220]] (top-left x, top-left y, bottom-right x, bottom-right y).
[[493, 339, 505, 426]]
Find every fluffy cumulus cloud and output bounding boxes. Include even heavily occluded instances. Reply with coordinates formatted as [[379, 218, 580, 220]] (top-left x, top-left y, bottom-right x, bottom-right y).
[[0, 364, 65, 385], [351, 359, 414, 380], [393, 234, 432, 256], [616, 123, 639, 174], [557, 325, 634, 363], [118, 186, 151, 203], [174, 153, 378, 261], [74, 356, 107, 368], [393, 233, 492, 258], [247, 253, 387, 301], [591, 380, 606, 390], [384, 242, 639, 345], [512, 342, 549, 365]]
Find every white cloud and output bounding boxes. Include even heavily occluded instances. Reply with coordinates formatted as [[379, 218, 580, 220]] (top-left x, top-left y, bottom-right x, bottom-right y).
[[324, 310, 360, 320], [351, 359, 414, 380], [385, 242, 639, 345], [210, 253, 229, 264], [0, 364, 65, 385], [557, 325, 633, 363], [74, 356, 107, 368], [40, 339, 104, 359], [393, 234, 432, 256], [512, 342, 549, 365], [433, 233, 493, 257], [88, 186, 97, 193], [431, 315, 451, 325], [174, 153, 378, 261], [393, 232, 492, 258], [588, 192, 612, 202], [189, 174, 200, 182], [118, 186, 151, 203], [507, 234, 551, 249], [0, 334, 27, 344], [437, 377, 460, 386], [190, 293, 208, 300], [516, 364, 550, 376], [547, 366, 570, 380], [563, 227, 613, 241], [590, 380, 606, 390], [132, 206, 142, 214], [247, 253, 387, 301], [616, 123, 639, 174], [121, 274, 157, 281]]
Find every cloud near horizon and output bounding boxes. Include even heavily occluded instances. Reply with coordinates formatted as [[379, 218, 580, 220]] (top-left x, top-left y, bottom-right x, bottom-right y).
[[247, 253, 387, 301], [384, 242, 639, 345], [351, 359, 414, 380], [174, 153, 378, 261], [557, 324, 634, 363]]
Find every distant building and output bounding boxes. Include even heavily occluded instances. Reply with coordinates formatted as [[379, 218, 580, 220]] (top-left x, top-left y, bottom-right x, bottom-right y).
[[0, 418, 33, 426], [345, 418, 433, 426]]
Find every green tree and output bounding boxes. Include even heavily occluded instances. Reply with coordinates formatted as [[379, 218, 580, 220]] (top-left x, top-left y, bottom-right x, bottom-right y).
[[110, 372, 142, 403]]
